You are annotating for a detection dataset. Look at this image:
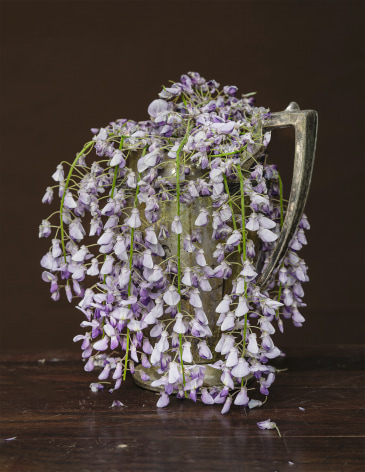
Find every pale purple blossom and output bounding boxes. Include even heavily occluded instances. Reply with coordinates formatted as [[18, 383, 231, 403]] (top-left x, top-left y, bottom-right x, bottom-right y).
[[168, 362, 181, 384], [259, 317, 275, 335], [258, 228, 278, 243], [173, 313, 187, 334], [231, 358, 250, 378], [182, 267, 193, 286], [100, 255, 114, 275], [219, 204, 232, 222], [195, 249, 207, 267], [247, 333, 259, 354], [215, 295, 231, 314], [51, 239, 62, 258], [163, 285, 180, 306], [64, 191, 77, 209], [145, 227, 158, 244], [148, 265, 164, 283], [258, 214, 276, 229], [257, 419, 281, 437], [221, 368, 234, 389], [182, 342, 193, 363], [260, 372, 275, 395], [39, 220, 52, 238], [110, 150, 126, 167], [221, 312, 236, 331], [42, 187, 54, 204], [248, 399, 263, 409], [52, 164, 64, 182], [126, 208, 142, 228], [226, 230, 242, 246], [69, 219, 85, 241], [93, 337, 108, 351], [226, 347, 239, 367], [42, 271, 58, 293], [234, 387, 249, 406], [142, 249, 154, 269], [240, 260, 258, 279], [111, 400, 125, 408], [171, 216, 183, 234], [40, 252, 58, 271], [260, 298, 283, 317], [197, 341, 213, 359], [279, 267, 288, 285], [293, 282, 304, 298], [198, 275, 212, 292], [201, 388, 215, 404], [148, 99, 169, 118], [183, 235, 194, 252], [221, 396, 232, 414], [195, 209, 209, 226], [156, 392, 170, 408], [235, 296, 249, 317], [90, 382, 104, 392]]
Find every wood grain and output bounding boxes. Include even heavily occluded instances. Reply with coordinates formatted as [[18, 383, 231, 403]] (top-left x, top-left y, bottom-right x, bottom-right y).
[[0, 346, 364, 472]]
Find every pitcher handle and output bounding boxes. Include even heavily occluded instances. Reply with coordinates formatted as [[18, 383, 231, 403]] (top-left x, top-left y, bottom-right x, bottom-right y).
[[256, 102, 318, 288]]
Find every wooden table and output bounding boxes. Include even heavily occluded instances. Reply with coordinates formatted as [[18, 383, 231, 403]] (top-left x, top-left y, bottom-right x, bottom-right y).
[[0, 345, 364, 471]]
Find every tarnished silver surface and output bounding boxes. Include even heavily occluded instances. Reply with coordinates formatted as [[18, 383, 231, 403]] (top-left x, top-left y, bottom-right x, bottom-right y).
[[156, 198, 222, 363], [257, 103, 318, 287], [133, 363, 253, 392]]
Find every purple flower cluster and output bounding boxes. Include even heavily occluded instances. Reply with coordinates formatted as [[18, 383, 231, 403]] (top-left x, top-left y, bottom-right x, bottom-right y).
[[40, 72, 309, 414]]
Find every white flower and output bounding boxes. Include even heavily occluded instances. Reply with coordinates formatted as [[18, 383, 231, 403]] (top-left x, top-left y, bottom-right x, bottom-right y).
[[235, 296, 249, 317], [182, 342, 193, 363], [163, 285, 180, 306], [173, 313, 187, 334], [258, 228, 278, 243], [126, 208, 141, 228], [156, 331, 169, 352], [221, 312, 236, 331], [226, 347, 239, 367], [231, 358, 250, 378], [247, 333, 259, 354], [195, 209, 209, 226], [171, 215, 183, 234], [52, 164, 64, 182], [110, 150, 125, 167], [168, 362, 181, 384], [215, 295, 231, 314]]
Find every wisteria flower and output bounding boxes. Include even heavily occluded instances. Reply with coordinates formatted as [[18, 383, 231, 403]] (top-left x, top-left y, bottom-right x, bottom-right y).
[[173, 313, 187, 334], [257, 419, 281, 437], [126, 208, 142, 228], [195, 209, 209, 227], [258, 228, 278, 243], [52, 164, 64, 182], [163, 285, 180, 306], [171, 215, 183, 234]]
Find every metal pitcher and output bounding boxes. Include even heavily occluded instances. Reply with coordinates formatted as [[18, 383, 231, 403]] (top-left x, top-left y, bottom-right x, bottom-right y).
[[132, 102, 318, 391]]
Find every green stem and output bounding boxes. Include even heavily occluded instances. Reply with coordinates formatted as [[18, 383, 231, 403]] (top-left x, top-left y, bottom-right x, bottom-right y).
[[122, 144, 145, 381], [60, 141, 94, 262], [103, 138, 124, 284], [208, 144, 247, 159], [236, 166, 246, 261], [175, 123, 191, 390], [236, 165, 249, 385], [223, 174, 241, 254]]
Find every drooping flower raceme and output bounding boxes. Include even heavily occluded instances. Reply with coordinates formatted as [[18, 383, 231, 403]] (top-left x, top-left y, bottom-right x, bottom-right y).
[[40, 72, 310, 422]]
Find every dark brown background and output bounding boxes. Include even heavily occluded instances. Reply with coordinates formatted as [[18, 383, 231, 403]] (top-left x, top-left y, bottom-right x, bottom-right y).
[[0, 0, 364, 353]]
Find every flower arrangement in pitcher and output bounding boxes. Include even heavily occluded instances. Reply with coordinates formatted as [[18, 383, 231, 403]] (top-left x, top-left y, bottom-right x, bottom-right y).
[[40, 71, 310, 415]]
